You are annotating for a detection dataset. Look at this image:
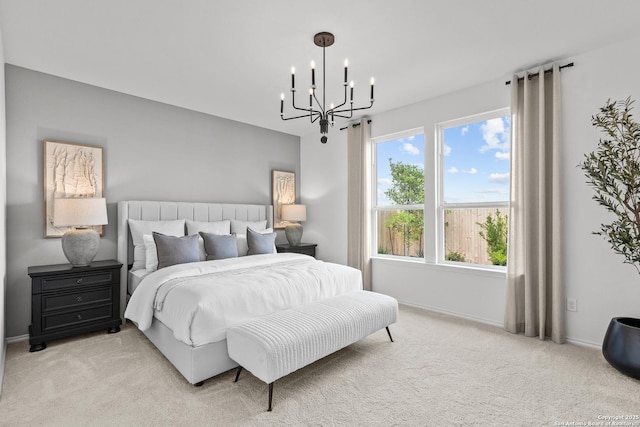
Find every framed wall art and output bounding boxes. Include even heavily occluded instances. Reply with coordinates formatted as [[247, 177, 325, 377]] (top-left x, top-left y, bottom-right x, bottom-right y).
[[44, 140, 104, 237], [272, 170, 295, 229]]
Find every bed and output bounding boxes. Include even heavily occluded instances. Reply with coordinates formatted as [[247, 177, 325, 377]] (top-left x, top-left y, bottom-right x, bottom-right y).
[[117, 200, 362, 385]]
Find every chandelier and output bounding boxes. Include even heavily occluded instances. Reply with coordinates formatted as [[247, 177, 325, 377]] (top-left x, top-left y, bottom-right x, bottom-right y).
[[280, 32, 375, 144]]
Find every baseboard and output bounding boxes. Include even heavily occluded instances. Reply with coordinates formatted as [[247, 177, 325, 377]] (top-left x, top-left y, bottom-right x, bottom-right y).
[[0, 340, 6, 397], [6, 334, 28, 344], [398, 300, 504, 329], [565, 336, 601, 349]]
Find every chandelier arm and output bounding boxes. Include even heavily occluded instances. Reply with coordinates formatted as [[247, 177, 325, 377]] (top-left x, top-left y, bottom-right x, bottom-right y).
[[291, 93, 316, 114], [330, 84, 349, 112], [281, 110, 321, 121], [333, 101, 374, 114], [312, 90, 325, 115]]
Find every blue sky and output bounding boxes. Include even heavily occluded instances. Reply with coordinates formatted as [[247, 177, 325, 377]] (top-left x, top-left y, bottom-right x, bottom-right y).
[[443, 115, 511, 203], [376, 115, 510, 205]]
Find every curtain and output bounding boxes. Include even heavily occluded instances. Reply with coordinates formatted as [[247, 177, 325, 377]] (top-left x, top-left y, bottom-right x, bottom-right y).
[[347, 118, 372, 291], [505, 64, 565, 343]]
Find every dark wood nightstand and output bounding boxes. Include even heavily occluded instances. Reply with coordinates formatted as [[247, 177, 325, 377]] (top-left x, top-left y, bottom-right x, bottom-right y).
[[28, 259, 123, 352], [276, 243, 317, 258]]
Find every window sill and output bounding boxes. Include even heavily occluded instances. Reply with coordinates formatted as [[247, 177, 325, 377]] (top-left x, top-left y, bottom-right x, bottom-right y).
[[371, 255, 507, 279]]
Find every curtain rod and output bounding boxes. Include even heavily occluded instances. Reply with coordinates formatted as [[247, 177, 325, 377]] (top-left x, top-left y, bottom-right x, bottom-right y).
[[340, 119, 372, 131], [505, 62, 574, 85]]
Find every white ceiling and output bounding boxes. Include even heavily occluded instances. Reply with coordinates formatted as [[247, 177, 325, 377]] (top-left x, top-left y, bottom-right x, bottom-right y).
[[1, 0, 640, 138]]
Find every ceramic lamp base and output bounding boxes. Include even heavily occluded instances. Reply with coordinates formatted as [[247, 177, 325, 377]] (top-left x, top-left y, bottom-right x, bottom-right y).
[[284, 224, 303, 246], [61, 228, 100, 267]]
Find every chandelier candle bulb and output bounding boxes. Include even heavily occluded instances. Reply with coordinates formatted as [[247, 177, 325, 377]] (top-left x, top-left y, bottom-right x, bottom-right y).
[[350, 81, 354, 102], [344, 59, 348, 83], [291, 67, 295, 89], [280, 93, 284, 114], [311, 60, 315, 87], [370, 77, 375, 100]]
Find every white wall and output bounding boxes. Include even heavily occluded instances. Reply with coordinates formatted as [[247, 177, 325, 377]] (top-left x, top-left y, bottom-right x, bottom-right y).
[[4, 65, 300, 338], [302, 35, 640, 345], [562, 36, 640, 345], [0, 23, 7, 397], [300, 126, 348, 264]]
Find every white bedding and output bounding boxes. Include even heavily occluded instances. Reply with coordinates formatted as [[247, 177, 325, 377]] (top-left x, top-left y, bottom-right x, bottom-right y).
[[124, 253, 362, 347]]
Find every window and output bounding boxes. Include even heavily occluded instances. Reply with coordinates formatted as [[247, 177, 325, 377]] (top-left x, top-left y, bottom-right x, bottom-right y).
[[373, 129, 425, 258], [437, 109, 510, 267]]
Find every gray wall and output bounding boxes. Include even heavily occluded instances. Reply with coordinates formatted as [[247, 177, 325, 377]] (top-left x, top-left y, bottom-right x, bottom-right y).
[[5, 65, 300, 337], [0, 25, 7, 395]]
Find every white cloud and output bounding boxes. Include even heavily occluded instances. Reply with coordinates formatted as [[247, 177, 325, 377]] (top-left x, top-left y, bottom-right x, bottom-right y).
[[448, 166, 459, 174], [464, 167, 477, 175], [402, 142, 420, 156], [378, 178, 392, 186], [488, 172, 510, 185], [443, 144, 451, 157], [495, 151, 510, 161], [461, 126, 469, 136], [480, 118, 510, 153]]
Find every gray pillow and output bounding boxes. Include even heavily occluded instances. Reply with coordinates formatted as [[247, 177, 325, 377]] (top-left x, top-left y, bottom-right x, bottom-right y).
[[200, 232, 238, 260], [247, 227, 277, 255], [153, 232, 200, 269]]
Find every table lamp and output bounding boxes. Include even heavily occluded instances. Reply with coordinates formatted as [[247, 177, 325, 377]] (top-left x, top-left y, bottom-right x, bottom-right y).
[[280, 204, 307, 246], [53, 197, 108, 267]]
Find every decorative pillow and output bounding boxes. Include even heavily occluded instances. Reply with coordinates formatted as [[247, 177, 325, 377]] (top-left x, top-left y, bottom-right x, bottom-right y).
[[246, 227, 277, 255], [128, 219, 185, 271], [143, 234, 159, 272], [236, 227, 275, 256], [186, 221, 231, 261], [200, 232, 238, 260], [231, 219, 267, 234], [186, 219, 231, 235], [152, 232, 200, 270]]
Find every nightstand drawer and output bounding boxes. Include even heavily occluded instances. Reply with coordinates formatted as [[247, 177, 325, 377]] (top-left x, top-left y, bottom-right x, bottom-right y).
[[40, 271, 114, 291], [43, 305, 112, 331], [42, 288, 112, 312]]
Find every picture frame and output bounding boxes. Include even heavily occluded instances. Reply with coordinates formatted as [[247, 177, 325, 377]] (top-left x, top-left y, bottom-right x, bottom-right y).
[[44, 140, 104, 237], [272, 170, 296, 229]]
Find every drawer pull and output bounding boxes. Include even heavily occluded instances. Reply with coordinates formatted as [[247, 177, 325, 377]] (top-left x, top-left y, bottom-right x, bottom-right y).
[[76, 314, 82, 320], [76, 296, 83, 303], [76, 278, 83, 284]]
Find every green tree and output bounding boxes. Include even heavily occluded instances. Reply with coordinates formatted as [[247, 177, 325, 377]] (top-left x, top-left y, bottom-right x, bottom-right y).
[[384, 159, 424, 256], [478, 209, 508, 266]]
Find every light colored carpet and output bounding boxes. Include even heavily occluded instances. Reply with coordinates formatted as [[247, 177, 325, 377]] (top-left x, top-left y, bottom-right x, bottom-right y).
[[1, 305, 639, 426]]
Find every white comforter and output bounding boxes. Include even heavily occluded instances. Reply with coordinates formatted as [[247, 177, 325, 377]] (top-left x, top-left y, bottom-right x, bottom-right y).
[[124, 253, 362, 346]]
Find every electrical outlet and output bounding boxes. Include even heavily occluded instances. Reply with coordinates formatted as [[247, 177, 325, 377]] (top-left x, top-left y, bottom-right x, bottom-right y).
[[567, 298, 577, 312]]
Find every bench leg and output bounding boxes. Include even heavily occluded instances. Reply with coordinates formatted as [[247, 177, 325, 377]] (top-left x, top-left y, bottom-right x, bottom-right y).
[[234, 366, 243, 382], [268, 382, 274, 412], [386, 326, 394, 342]]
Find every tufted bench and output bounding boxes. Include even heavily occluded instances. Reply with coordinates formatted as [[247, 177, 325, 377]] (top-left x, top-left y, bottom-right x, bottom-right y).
[[226, 290, 398, 411]]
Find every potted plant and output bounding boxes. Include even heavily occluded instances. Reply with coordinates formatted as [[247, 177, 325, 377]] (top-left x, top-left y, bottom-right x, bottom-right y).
[[580, 97, 640, 379]]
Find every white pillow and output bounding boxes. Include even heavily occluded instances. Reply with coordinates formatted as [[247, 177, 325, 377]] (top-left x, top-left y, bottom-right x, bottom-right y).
[[231, 219, 267, 234], [128, 219, 185, 271], [236, 227, 275, 256], [143, 234, 159, 272], [186, 219, 231, 235]]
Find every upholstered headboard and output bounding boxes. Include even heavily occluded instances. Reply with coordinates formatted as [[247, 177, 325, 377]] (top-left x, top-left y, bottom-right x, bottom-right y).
[[117, 200, 273, 319]]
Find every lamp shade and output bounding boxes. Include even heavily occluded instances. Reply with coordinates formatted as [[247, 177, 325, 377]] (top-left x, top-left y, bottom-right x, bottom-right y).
[[281, 204, 307, 222], [53, 197, 108, 227]]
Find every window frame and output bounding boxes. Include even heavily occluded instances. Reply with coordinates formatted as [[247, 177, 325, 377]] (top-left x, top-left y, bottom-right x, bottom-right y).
[[435, 108, 511, 269], [371, 127, 425, 260]]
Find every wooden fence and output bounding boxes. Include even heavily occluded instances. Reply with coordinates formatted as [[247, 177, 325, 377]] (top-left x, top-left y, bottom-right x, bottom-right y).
[[376, 207, 505, 265]]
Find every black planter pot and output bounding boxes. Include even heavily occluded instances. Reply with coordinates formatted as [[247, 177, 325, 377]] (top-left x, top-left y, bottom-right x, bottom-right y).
[[602, 317, 640, 379]]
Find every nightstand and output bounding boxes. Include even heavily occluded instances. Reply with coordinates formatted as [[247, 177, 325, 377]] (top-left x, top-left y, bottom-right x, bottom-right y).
[[28, 259, 123, 352], [276, 243, 317, 258]]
